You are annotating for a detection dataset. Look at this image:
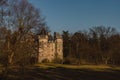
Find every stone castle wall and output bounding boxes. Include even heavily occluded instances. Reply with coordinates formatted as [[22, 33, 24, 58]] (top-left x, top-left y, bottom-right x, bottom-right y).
[[38, 33, 63, 63]]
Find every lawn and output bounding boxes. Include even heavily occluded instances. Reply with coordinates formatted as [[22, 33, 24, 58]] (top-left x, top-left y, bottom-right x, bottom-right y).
[[0, 64, 120, 80]]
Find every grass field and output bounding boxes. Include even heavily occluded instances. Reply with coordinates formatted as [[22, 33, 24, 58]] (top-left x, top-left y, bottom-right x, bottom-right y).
[[0, 64, 120, 80]]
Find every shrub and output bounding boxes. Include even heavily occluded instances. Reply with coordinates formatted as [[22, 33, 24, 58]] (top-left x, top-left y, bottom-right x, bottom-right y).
[[41, 59, 49, 63]]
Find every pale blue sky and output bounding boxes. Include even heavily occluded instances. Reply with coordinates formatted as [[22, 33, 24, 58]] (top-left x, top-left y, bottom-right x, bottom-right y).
[[29, 0, 120, 33]]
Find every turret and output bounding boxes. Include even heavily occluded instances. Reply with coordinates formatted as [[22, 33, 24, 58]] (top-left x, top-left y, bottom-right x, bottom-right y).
[[54, 32, 63, 60], [38, 27, 48, 43]]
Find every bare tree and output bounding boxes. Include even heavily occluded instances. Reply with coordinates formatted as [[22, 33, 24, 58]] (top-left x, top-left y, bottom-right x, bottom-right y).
[[0, 0, 44, 78], [89, 26, 117, 64], [2, 0, 43, 65], [0, 0, 44, 64]]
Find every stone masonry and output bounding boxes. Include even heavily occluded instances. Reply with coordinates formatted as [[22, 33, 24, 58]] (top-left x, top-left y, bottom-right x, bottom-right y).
[[38, 29, 63, 63]]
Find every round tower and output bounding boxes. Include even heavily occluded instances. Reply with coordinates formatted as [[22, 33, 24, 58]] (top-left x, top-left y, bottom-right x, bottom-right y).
[[54, 32, 63, 61]]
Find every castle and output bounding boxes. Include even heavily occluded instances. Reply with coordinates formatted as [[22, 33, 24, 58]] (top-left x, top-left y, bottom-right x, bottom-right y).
[[37, 28, 63, 63]]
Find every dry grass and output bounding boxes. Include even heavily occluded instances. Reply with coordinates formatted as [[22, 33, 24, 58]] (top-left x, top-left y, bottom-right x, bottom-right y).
[[34, 63, 120, 71], [0, 64, 120, 80]]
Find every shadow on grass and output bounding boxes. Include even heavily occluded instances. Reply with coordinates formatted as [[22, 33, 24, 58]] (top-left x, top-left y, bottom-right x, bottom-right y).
[[0, 66, 120, 80]]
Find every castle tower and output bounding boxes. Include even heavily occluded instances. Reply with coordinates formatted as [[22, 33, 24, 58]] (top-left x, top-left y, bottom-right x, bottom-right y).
[[54, 32, 63, 60], [38, 27, 55, 63], [38, 28, 48, 62]]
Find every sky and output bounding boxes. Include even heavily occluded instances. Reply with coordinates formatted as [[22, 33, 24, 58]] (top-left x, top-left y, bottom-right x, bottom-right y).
[[29, 0, 120, 33]]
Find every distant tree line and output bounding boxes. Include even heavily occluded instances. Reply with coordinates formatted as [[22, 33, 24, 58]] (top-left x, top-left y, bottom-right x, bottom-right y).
[[62, 26, 120, 65]]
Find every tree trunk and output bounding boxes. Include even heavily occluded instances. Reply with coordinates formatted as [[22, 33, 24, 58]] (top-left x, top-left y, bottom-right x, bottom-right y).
[[105, 59, 108, 65], [8, 52, 14, 65], [2, 65, 9, 79]]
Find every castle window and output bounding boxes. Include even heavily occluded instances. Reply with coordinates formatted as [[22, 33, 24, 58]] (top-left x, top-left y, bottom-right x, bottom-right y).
[[52, 49, 53, 51], [58, 49, 60, 51], [47, 45, 49, 47]]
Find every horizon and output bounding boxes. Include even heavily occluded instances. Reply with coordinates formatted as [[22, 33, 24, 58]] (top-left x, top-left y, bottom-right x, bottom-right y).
[[29, 0, 120, 33]]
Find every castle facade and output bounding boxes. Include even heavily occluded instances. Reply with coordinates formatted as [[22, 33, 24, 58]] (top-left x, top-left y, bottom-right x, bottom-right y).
[[38, 31, 63, 63]]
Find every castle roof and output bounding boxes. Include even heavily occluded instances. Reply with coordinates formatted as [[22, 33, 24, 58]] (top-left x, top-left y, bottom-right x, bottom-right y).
[[54, 32, 62, 39], [39, 27, 47, 35], [48, 35, 54, 42]]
